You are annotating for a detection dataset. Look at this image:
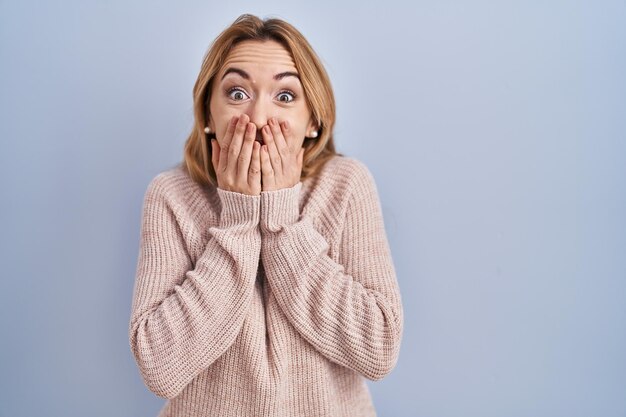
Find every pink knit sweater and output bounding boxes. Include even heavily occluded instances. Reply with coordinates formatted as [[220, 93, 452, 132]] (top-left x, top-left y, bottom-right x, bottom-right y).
[[128, 155, 404, 416]]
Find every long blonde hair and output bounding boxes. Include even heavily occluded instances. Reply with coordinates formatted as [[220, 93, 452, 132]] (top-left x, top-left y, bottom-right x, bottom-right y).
[[181, 13, 342, 188]]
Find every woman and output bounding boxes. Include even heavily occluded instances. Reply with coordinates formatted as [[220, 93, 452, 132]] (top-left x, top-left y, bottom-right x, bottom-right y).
[[128, 13, 404, 417]]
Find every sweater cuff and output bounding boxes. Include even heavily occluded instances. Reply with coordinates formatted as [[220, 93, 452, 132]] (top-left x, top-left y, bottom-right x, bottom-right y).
[[216, 188, 260, 228], [260, 181, 302, 233]]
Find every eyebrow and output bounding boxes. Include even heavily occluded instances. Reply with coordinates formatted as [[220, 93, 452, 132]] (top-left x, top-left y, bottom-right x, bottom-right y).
[[220, 67, 300, 82]]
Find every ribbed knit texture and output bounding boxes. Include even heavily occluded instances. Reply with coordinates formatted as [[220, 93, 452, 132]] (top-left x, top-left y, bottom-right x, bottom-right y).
[[128, 155, 404, 417]]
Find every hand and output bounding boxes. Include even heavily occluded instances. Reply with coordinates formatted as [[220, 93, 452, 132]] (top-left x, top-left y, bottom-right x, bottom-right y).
[[211, 114, 262, 196], [260, 117, 305, 192]]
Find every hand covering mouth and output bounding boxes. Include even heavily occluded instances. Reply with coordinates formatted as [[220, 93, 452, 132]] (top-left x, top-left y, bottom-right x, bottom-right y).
[[255, 132, 264, 145]]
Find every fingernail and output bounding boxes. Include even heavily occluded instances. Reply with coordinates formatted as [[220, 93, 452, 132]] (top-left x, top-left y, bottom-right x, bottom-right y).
[[283, 120, 289, 130]]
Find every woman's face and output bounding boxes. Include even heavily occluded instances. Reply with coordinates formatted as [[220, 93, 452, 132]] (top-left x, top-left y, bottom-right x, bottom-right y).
[[207, 39, 317, 151]]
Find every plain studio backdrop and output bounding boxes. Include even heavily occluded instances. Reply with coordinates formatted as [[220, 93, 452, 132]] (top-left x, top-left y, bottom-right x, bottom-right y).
[[1, 1, 625, 416]]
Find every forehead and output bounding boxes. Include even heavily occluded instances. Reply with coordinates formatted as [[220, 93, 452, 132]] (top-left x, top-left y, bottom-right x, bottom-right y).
[[219, 40, 297, 77]]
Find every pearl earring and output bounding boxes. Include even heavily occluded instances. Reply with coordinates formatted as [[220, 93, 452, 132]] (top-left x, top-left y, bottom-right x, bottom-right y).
[[310, 130, 318, 138], [204, 126, 211, 134]]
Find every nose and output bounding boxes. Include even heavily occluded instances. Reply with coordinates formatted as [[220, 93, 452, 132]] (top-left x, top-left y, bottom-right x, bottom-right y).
[[246, 98, 273, 133]]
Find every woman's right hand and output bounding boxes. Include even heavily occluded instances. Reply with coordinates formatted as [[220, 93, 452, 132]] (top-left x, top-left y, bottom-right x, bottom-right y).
[[211, 114, 262, 196]]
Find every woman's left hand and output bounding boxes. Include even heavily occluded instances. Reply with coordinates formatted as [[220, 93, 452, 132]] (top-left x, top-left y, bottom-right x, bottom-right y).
[[260, 117, 305, 192]]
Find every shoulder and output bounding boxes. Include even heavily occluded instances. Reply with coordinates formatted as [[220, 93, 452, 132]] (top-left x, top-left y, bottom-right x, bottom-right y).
[[142, 164, 216, 215], [139, 165, 215, 259], [300, 155, 380, 225], [317, 155, 379, 201]]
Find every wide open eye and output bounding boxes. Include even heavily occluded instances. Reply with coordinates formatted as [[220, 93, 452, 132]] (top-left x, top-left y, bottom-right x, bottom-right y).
[[276, 90, 296, 103], [227, 87, 249, 101]]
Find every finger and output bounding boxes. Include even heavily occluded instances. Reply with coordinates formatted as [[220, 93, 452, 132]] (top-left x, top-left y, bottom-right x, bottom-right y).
[[269, 117, 290, 158], [218, 115, 239, 173], [237, 122, 256, 178], [260, 144, 275, 189], [261, 123, 283, 174], [249, 141, 261, 185], [225, 114, 249, 175]]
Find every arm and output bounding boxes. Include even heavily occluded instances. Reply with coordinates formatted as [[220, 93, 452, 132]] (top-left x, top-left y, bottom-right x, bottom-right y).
[[128, 176, 261, 399], [259, 162, 403, 381]]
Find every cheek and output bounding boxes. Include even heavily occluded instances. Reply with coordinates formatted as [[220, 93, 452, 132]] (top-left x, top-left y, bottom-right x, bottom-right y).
[[290, 119, 309, 140], [279, 113, 308, 138], [285, 124, 307, 148], [213, 113, 239, 145], [217, 116, 232, 137], [292, 125, 307, 140], [208, 94, 233, 143]]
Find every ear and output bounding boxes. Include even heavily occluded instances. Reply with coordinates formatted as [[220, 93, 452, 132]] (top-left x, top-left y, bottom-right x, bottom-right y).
[[206, 113, 214, 131], [306, 116, 319, 137]]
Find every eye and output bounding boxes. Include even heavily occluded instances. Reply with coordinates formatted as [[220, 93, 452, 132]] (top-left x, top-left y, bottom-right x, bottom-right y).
[[227, 87, 249, 101], [276, 90, 296, 103]]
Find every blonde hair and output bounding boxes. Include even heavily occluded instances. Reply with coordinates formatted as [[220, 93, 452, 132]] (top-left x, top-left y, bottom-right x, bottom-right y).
[[180, 13, 342, 188]]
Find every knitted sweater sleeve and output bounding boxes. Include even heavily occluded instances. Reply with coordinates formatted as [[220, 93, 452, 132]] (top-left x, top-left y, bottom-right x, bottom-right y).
[[128, 175, 261, 399], [259, 161, 403, 381]]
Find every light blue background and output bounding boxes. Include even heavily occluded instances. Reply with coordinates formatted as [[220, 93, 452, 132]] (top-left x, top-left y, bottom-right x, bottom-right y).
[[1, 1, 625, 416]]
